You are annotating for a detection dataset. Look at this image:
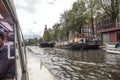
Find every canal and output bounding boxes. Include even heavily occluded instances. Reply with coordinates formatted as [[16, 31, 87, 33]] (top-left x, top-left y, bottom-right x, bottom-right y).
[[32, 47, 120, 80]]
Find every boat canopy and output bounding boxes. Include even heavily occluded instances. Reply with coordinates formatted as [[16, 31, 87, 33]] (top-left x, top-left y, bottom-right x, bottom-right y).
[[0, 0, 16, 33], [0, 0, 29, 80]]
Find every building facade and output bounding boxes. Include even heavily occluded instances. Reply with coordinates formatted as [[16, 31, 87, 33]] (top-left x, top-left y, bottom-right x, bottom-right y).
[[97, 16, 120, 45]]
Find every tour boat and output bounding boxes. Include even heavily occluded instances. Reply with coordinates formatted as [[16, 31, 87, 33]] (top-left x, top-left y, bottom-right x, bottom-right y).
[[0, 0, 57, 80]]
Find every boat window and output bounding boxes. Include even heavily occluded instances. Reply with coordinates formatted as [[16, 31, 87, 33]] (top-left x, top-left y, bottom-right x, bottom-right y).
[[0, 14, 4, 19], [1, 22, 13, 31], [0, 24, 15, 79], [0, 0, 27, 79]]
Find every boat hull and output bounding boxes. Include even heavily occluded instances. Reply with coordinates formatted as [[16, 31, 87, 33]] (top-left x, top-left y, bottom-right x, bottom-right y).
[[106, 48, 120, 54], [39, 42, 55, 48], [57, 42, 99, 50], [105, 42, 120, 54]]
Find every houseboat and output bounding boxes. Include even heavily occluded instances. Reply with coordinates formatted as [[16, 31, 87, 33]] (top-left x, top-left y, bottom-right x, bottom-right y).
[[56, 33, 99, 50]]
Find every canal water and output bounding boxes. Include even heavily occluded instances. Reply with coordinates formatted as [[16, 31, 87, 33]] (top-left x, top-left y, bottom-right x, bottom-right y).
[[33, 48, 120, 80]]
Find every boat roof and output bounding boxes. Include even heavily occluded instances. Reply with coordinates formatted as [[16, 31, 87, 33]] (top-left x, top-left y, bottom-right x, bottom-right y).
[[0, 0, 18, 32]]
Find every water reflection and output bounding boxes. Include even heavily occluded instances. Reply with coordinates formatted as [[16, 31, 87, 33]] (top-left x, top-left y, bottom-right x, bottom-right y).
[[36, 48, 120, 80]]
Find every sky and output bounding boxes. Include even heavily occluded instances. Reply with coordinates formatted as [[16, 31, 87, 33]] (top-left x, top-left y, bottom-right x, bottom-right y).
[[13, 0, 76, 39]]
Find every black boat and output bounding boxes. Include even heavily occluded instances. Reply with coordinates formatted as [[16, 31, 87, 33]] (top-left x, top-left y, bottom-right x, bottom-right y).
[[58, 42, 87, 50], [57, 38, 99, 50], [39, 42, 55, 48]]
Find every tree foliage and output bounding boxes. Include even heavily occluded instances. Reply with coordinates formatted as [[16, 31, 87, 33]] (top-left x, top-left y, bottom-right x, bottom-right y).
[[98, 0, 120, 27], [40, 0, 120, 41], [52, 23, 61, 41]]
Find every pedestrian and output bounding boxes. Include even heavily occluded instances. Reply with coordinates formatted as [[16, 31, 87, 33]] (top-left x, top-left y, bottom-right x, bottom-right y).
[[0, 31, 15, 80]]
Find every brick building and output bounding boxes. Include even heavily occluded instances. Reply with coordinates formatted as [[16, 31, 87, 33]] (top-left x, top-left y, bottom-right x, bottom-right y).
[[97, 16, 120, 45]]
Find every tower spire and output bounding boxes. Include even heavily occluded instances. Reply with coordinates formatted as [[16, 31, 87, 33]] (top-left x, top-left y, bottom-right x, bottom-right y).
[[45, 24, 47, 30]]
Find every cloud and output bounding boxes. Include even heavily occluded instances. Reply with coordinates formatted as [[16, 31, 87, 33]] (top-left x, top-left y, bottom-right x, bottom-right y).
[[14, 0, 76, 38], [14, 0, 41, 13], [46, 0, 56, 5]]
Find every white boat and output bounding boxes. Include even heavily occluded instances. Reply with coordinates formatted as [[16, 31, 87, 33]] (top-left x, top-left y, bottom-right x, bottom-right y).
[[105, 42, 120, 54], [105, 42, 116, 48]]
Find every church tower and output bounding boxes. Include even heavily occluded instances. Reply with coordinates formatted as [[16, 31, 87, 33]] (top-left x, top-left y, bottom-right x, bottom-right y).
[[43, 25, 50, 42], [44, 24, 47, 31]]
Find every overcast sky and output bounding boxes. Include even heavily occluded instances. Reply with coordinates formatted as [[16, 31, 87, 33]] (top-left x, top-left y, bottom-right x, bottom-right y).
[[14, 0, 76, 38]]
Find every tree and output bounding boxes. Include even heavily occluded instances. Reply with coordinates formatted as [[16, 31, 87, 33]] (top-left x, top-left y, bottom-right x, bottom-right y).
[[84, 0, 103, 37], [27, 39, 34, 45], [52, 23, 61, 41], [33, 37, 39, 44], [60, 10, 70, 40], [39, 37, 43, 42], [60, 1, 89, 39], [98, 0, 120, 27], [68, 0, 88, 34]]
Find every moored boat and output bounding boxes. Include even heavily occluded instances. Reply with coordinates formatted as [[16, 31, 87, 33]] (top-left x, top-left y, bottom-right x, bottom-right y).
[[105, 42, 120, 54], [56, 37, 99, 50], [105, 42, 116, 48], [106, 48, 120, 54], [39, 42, 55, 48]]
